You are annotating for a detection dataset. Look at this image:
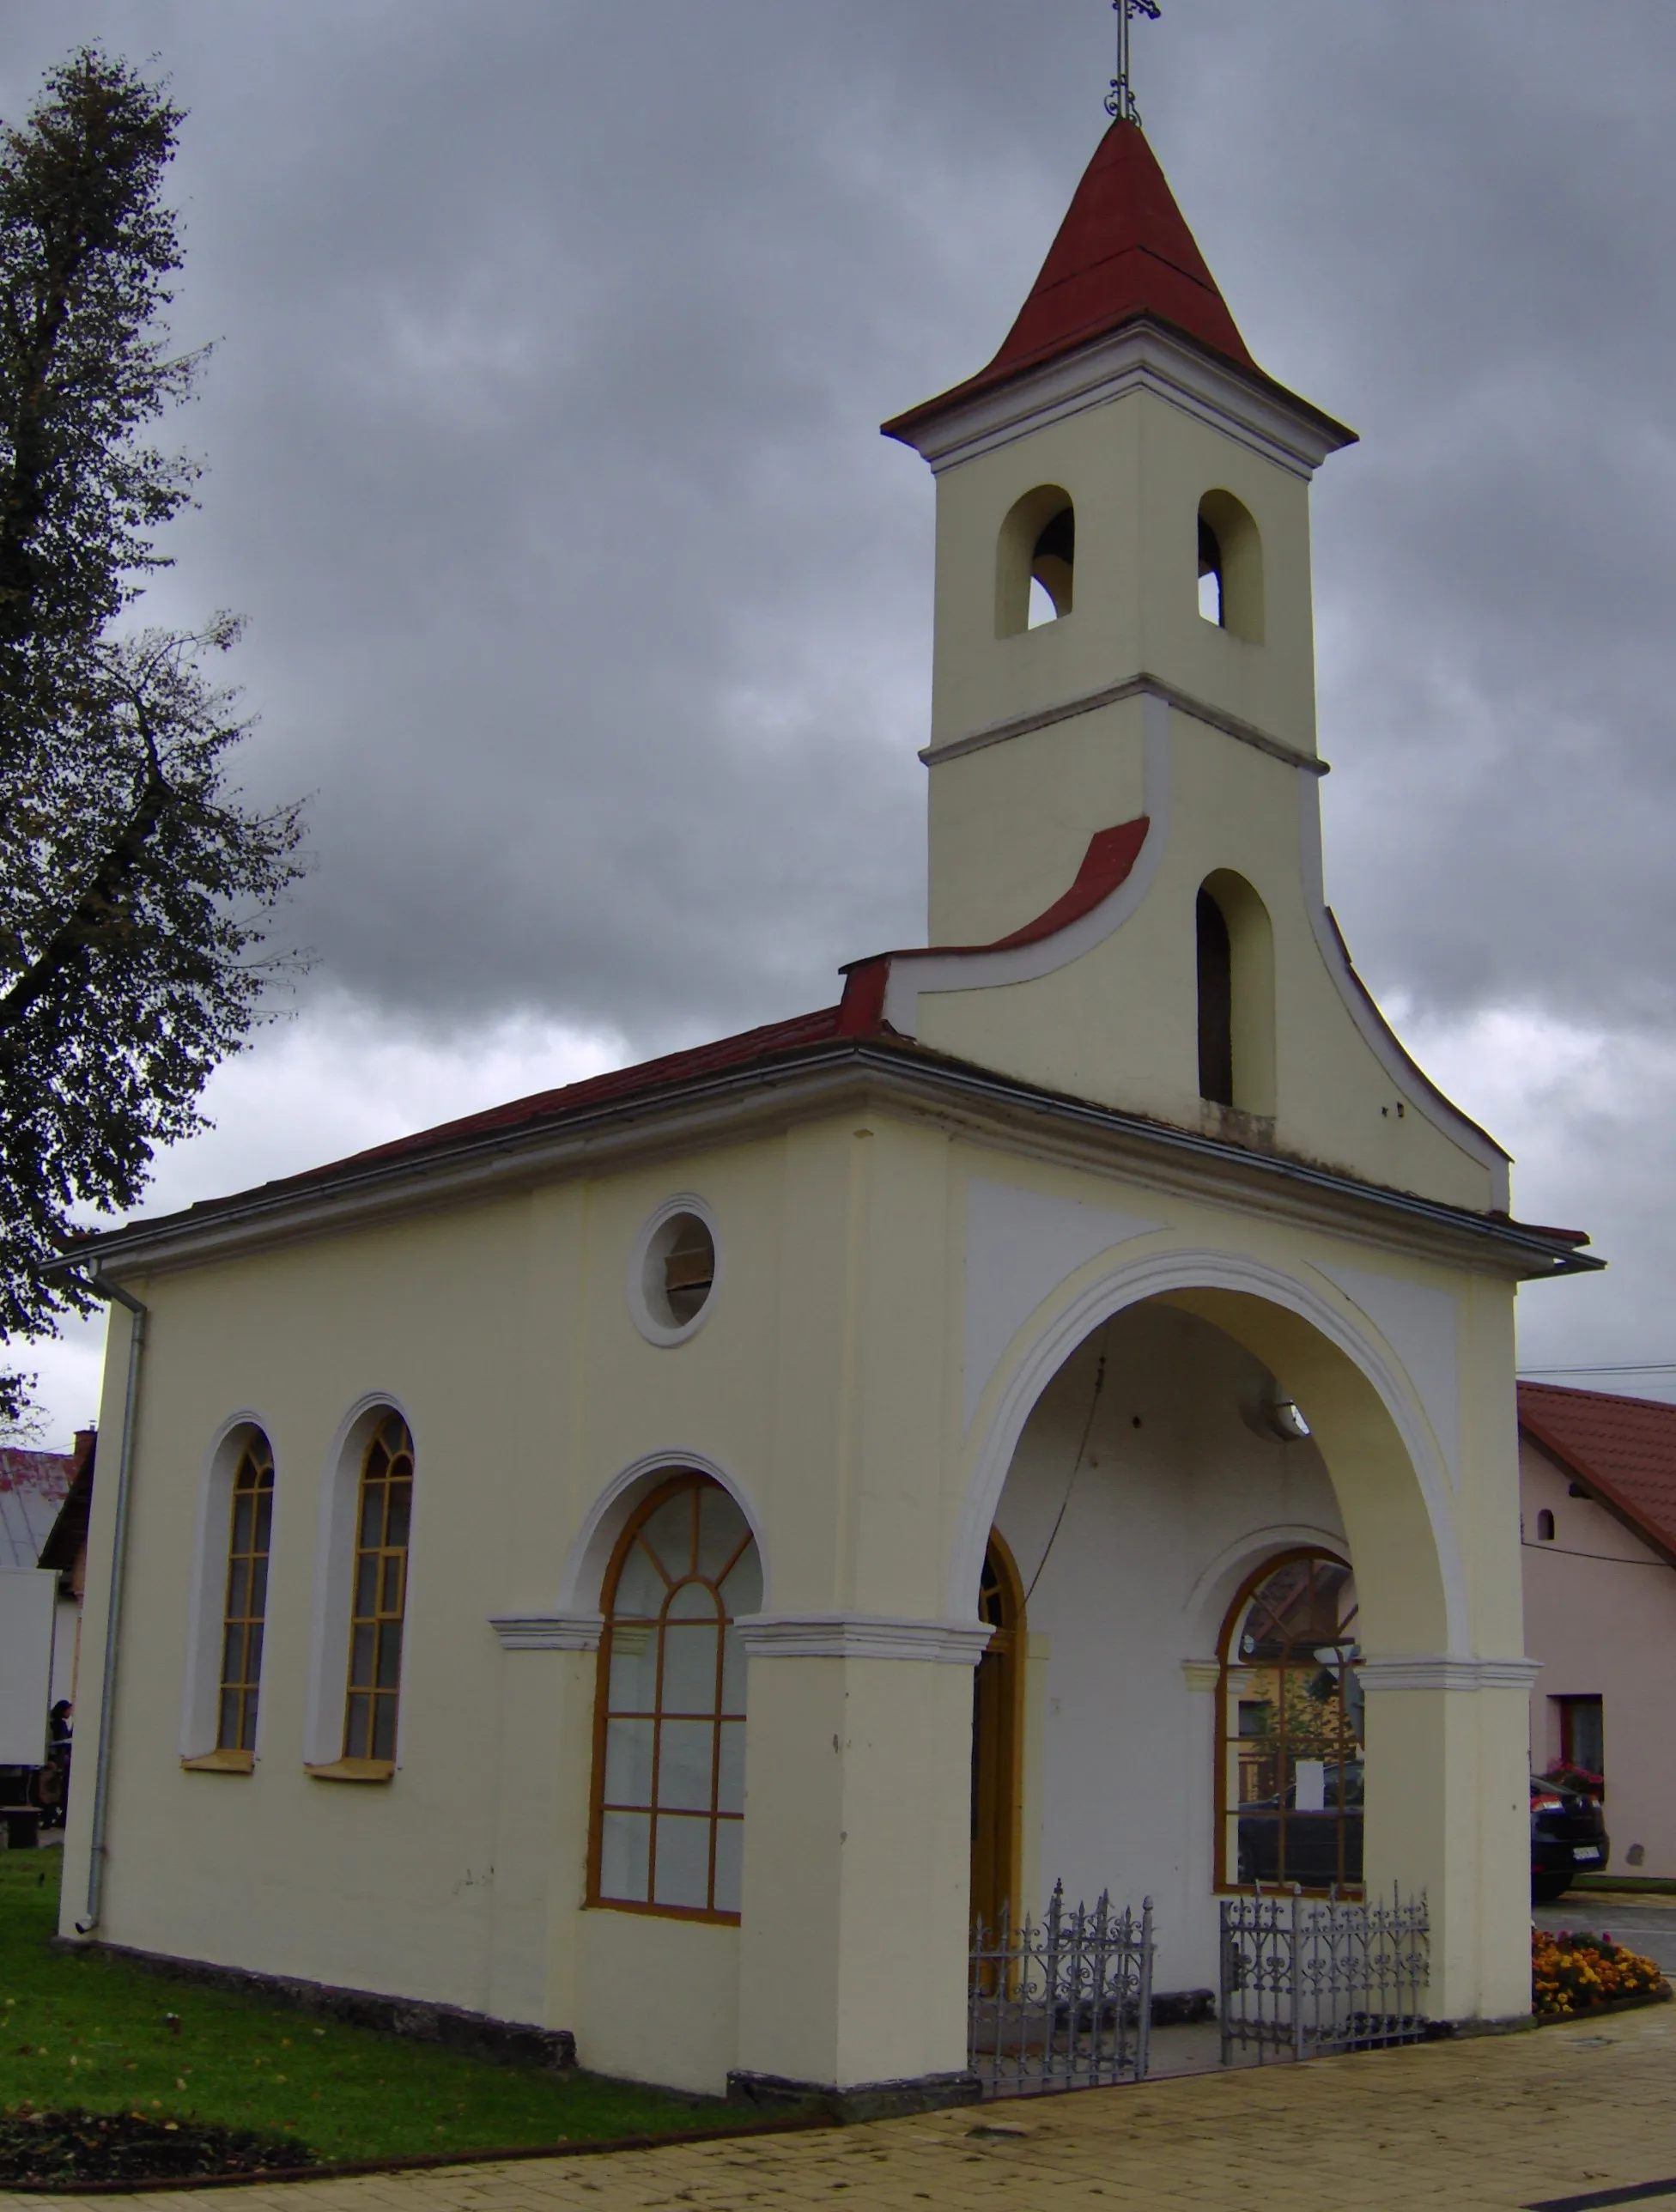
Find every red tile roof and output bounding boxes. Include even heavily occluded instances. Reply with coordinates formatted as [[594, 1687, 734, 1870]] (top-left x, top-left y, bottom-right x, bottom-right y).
[[158, 826, 1161, 1218], [248, 1004, 859, 1199], [884, 119, 1257, 442], [1518, 1381, 1676, 1564]]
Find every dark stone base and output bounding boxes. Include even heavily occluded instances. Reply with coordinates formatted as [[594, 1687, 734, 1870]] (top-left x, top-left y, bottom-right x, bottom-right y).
[[1151, 1988, 1216, 2027], [728, 2068, 982, 2124], [51, 1936, 576, 2070]]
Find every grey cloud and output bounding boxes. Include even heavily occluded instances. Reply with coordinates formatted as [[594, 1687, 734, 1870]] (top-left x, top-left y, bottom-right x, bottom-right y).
[[3, 4, 1675, 1049]]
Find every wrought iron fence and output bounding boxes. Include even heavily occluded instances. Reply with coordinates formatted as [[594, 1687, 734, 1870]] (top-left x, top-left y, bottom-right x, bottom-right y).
[[969, 1883, 1154, 2096], [1218, 1884, 1430, 2063]]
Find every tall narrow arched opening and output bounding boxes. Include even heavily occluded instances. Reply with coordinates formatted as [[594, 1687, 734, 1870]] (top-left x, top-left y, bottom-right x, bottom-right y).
[[970, 1529, 1025, 1936], [1197, 887, 1233, 1106], [996, 485, 1075, 636], [1197, 870, 1276, 1118], [1196, 489, 1264, 642]]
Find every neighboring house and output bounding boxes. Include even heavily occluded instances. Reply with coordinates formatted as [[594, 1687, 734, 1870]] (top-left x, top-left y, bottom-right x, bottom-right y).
[[1520, 1383, 1676, 1877], [0, 1431, 94, 1715], [38, 1432, 97, 1713], [0, 1432, 91, 1796], [51, 118, 1594, 2105], [0, 1443, 77, 1571]]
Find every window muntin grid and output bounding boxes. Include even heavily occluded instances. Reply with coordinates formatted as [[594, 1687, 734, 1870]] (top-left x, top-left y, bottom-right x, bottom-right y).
[[591, 1474, 761, 1922], [1218, 1550, 1363, 1893], [216, 1434, 275, 1753], [343, 1413, 414, 1765]]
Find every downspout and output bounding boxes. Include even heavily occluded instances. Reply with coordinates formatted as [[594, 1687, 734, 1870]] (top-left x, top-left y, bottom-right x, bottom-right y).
[[70, 1274, 148, 1936]]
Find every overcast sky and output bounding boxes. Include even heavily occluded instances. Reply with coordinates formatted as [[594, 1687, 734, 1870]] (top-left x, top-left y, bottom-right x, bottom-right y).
[[9, 1, 1676, 1444]]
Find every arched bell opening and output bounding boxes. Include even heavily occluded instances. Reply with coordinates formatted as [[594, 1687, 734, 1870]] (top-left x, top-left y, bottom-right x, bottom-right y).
[[970, 1528, 1026, 1938], [996, 485, 1076, 636], [1196, 489, 1264, 642]]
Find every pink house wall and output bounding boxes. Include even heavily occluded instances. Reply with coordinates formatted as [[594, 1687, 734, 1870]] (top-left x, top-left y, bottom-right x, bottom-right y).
[[1521, 1435, 1676, 1879]]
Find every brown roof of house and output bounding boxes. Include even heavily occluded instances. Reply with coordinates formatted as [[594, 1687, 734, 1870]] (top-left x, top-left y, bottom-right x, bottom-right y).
[[1518, 1381, 1676, 1565]]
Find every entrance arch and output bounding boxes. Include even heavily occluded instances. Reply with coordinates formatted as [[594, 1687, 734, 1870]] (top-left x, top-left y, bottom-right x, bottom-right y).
[[950, 1248, 1464, 1660]]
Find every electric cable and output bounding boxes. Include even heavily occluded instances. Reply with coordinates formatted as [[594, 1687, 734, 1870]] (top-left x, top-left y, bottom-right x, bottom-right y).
[[1024, 1327, 1109, 1605]]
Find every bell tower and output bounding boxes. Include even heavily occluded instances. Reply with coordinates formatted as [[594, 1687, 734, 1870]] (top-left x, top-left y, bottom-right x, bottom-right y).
[[884, 120, 1355, 947], [867, 118, 1510, 1215]]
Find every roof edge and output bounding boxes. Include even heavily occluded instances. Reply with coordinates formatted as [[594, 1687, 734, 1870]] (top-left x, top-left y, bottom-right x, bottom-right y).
[[52, 1036, 1600, 1289]]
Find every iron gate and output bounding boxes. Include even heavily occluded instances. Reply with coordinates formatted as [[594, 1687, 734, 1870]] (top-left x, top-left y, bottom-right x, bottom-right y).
[[1219, 1885, 1429, 2062], [969, 1884, 1154, 2096]]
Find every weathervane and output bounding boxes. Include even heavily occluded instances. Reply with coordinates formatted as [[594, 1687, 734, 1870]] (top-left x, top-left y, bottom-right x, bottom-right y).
[[1106, 0, 1161, 126]]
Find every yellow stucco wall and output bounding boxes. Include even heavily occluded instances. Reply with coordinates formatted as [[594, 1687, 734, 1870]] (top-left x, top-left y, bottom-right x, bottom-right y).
[[62, 1091, 1540, 2086]]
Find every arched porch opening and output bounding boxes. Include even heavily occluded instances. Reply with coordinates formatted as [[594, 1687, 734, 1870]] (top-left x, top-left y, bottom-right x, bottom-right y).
[[956, 1256, 1466, 1997]]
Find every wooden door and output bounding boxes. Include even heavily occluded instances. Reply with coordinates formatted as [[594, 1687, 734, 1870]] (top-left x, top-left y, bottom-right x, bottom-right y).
[[970, 1533, 1025, 1936]]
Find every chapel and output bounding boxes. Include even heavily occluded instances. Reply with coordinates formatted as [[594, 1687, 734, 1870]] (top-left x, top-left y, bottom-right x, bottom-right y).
[[59, 107, 1594, 2105]]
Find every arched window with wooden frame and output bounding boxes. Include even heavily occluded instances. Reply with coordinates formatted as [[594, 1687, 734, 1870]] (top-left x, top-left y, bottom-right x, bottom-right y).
[[971, 1531, 1026, 1936], [590, 1474, 762, 1922], [216, 1431, 274, 1759], [1218, 1549, 1363, 1893], [342, 1412, 414, 1769]]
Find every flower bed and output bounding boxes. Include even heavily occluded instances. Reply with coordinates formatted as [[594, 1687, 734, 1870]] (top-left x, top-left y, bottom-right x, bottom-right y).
[[1533, 1926, 1668, 2018]]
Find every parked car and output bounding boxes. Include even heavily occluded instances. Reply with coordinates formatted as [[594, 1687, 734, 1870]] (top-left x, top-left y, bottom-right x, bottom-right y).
[[1237, 1759, 1364, 1889], [1532, 1777, 1608, 1903]]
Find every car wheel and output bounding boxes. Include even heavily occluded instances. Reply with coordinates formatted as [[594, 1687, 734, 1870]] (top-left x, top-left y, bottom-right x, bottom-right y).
[[1532, 1872, 1572, 1905]]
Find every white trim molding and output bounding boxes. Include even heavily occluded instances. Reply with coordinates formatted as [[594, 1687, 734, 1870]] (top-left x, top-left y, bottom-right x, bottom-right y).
[[1181, 1659, 1221, 1693], [489, 1613, 604, 1652], [1297, 775, 1511, 1210], [1357, 1656, 1542, 1694], [735, 1613, 994, 1665], [556, 1449, 769, 1616], [627, 1192, 723, 1348], [952, 1244, 1467, 1650], [891, 318, 1354, 482]]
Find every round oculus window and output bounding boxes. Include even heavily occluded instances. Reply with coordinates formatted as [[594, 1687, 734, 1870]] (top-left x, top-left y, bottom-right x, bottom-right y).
[[631, 1202, 720, 1344]]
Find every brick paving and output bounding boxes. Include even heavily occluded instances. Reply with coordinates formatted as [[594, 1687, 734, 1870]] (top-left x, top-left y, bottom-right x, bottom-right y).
[[12, 2006, 1676, 2212]]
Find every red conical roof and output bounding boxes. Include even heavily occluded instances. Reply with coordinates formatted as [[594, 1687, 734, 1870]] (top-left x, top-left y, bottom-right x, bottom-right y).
[[884, 120, 1260, 441]]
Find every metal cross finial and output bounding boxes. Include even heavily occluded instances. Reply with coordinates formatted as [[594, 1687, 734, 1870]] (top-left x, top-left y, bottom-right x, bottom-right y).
[[1106, 0, 1161, 126]]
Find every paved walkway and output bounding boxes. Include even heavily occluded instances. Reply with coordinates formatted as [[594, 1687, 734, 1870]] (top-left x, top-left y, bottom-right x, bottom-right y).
[[13, 2007, 1676, 2212]]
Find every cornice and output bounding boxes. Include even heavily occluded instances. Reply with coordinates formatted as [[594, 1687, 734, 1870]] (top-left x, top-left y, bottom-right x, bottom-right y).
[[920, 672, 1327, 779], [895, 319, 1356, 482], [488, 1613, 603, 1652], [735, 1613, 993, 1665], [1357, 1655, 1542, 1694], [53, 1042, 1595, 1291]]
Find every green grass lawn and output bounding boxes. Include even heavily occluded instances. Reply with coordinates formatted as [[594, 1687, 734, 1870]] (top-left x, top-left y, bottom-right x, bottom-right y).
[[0, 1852, 732, 2163]]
